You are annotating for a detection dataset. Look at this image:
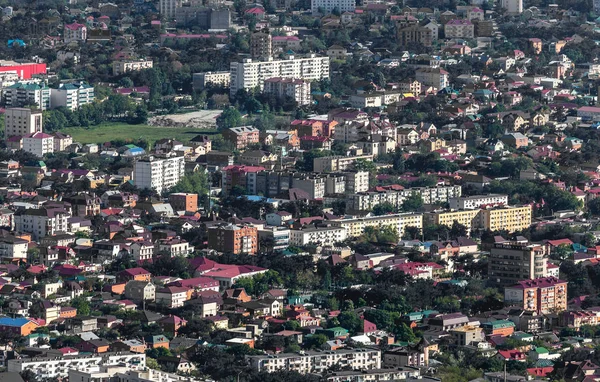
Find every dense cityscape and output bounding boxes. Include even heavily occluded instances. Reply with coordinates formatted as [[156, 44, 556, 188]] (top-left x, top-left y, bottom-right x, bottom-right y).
[[0, 0, 599, 381]]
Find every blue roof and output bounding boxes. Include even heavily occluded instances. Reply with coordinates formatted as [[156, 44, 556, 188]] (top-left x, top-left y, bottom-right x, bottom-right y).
[[0, 317, 31, 327]]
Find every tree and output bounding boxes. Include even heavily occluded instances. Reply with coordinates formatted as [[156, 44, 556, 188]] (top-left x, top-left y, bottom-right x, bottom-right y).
[[71, 296, 91, 316], [401, 194, 423, 212], [216, 107, 242, 129], [392, 322, 417, 342], [372, 202, 396, 216], [449, 221, 468, 239], [168, 172, 209, 197]]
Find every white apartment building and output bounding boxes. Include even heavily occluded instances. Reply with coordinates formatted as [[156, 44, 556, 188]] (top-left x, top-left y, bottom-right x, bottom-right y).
[[14, 207, 70, 240], [8, 352, 146, 379], [343, 171, 370, 194], [313, 154, 374, 173], [3, 82, 51, 110], [329, 213, 423, 239], [248, 349, 381, 374], [130, 242, 155, 262], [444, 19, 475, 39], [112, 59, 154, 76], [70, 366, 197, 382], [263, 77, 312, 106], [22, 132, 54, 157], [192, 71, 231, 90], [289, 226, 347, 246], [311, 0, 356, 15], [159, 0, 181, 19], [4, 107, 43, 138], [0, 235, 28, 262], [230, 55, 330, 96], [156, 286, 188, 308], [64, 23, 87, 43], [50, 82, 95, 110], [347, 185, 462, 212], [134, 155, 185, 195], [448, 194, 509, 210]]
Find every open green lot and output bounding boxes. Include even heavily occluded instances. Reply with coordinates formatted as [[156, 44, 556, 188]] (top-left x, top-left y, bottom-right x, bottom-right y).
[[61, 123, 220, 145]]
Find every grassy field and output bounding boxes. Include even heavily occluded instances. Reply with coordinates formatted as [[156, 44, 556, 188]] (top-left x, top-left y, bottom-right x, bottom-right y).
[[61, 123, 220, 145]]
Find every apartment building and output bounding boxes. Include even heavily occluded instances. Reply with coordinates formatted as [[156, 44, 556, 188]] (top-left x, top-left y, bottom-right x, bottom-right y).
[[444, 19, 475, 39], [343, 171, 370, 194], [397, 25, 433, 47], [222, 165, 266, 194], [250, 29, 272, 60], [348, 185, 462, 212], [289, 225, 347, 247], [258, 226, 290, 251], [488, 242, 547, 285], [51, 132, 73, 152], [156, 286, 189, 308], [69, 365, 193, 382], [4, 107, 43, 138], [169, 193, 198, 212], [313, 154, 374, 172], [192, 71, 231, 90], [157, 237, 193, 257], [311, 0, 356, 14], [448, 194, 509, 210], [501, 0, 522, 14], [3, 82, 51, 110], [329, 213, 423, 239], [159, 0, 181, 19], [15, 206, 70, 240], [64, 23, 87, 43], [50, 82, 95, 110], [427, 205, 532, 234], [230, 55, 330, 95], [263, 77, 311, 106], [398, 80, 422, 97], [22, 132, 54, 157], [504, 277, 567, 313], [222, 126, 260, 150], [322, 368, 420, 382], [7, 352, 146, 379], [0, 235, 28, 262], [415, 67, 449, 90], [560, 310, 600, 330], [133, 155, 185, 195], [247, 349, 380, 373], [207, 223, 258, 254], [112, 59, 154, 76]]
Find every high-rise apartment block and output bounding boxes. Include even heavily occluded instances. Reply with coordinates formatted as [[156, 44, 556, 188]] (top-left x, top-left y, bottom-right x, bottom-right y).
[[207, 223, 258, 254], [488, 242, 547, 285], [133, 155, 185, 195], [504, 277, 567, 313], [4, 108, 43, 138], [250, 29, 272, 60]]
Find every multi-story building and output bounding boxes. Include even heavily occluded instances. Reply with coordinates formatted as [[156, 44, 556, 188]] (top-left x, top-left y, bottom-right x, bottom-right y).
[[501, 0, 522, 14], [313, 154, 373, 173], [329, 213, 423, 239], [159, 0, 181, 19], [348, 185, 462, 212], [398, 80, 422, 97], [343, 171, 370, 194], [250, 29, 272, 60], [3, 82, 51, 110], [222, 165, 266, 194], [112, 59, 154, 76], [247, 349, 380, 373], [156, 286, 189, 308], [230, 55, 330, 96], [51, 132, 73, 152], [8, 352, 146, 379], [14, 206, 70, 240], [444, 19, 475, 39], [322, 368, 420, 382], [427, 205, 532, 234], [4, 108, 43, 138], [0, 235, 28, 262], [124, 280, 156, 303], [207, 223, 258, 254], [263, 77, 311, 106], [222, 126, 260, 150], [415, 67, 449, 90], [397, 25, 432, 47], [64, 23, 87, 43], [133, 155, 185, 195], [258, 226, 290, 251], [63, 193, 101, 217], [504, 277, 567, 313], [289, 225, 347, 247], [22, 132, 54, 157], [488, 242, 547, 285], [448, 194, 508, 210], [0, 61, 46, 80], [169, 193, 198, 212], [50, 82, 95, 110], [560, 310, 600, 330], [450, 325, 485, 346], [311, 0, 355, 14], [157, 237, 193, 257], [192, 71, 231, 90]]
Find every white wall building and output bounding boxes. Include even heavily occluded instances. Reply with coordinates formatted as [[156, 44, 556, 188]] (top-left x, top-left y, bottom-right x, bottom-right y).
[[112, 60, 154, 76], [311, 0, 356, 15], [449, 194, 509, 210], [4, 107, 43, 138], [501, 0, 523, 14], [193, 71, 231, 90], [50, 82, 95, 110], [133, 155, 185, 195], [230, 55, 329, 96], [0, 235, 28, 262], [263, 77, 311, 106], [159, 0, 181, 19], [289, 226, 347, 247], [15, 207, 70, 240], [22, 132, 54, 157], [64, 23, 87, 43], [3, 82, 51, 110], [347, 185, 462, 212]]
